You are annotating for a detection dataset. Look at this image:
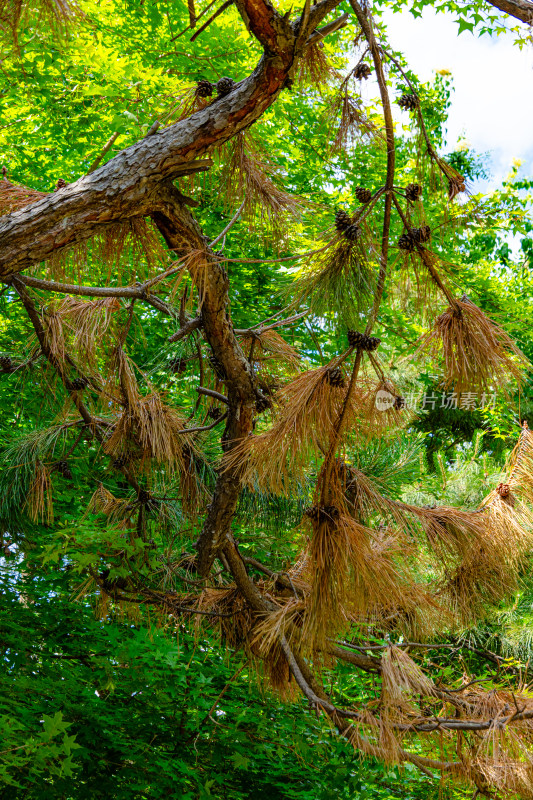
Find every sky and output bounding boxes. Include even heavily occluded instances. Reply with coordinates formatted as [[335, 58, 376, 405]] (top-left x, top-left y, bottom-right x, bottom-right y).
[[379, 9, 533, 191]]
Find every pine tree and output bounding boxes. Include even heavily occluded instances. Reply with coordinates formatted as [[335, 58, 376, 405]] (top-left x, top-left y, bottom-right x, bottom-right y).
[[1, 0, 533, 795]]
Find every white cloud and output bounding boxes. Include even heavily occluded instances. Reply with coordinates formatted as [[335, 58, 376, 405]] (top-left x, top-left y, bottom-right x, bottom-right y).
[[380, 9, 533, 189]]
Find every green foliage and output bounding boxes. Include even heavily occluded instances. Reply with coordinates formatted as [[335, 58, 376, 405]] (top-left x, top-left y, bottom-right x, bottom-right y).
[[1, 554, 453, 800]]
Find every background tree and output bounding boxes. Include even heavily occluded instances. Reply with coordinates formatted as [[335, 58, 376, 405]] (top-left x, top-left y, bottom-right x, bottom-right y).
[[2, 0, 533, 796]]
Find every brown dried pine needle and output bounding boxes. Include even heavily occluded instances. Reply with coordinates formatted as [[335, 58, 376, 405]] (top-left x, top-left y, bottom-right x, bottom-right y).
[[40, 296, 121, 370], [25, 465, 53, 524], [44, 217, 167, 285], [297, 42, 337, 89], [380, 645, 436, 706], [239, 328, 301, 369], [86, 483, 134, 526], [328, 81, 383, 153], [223, 363, 348, 493], [418, 296, 530, 393], [220, 132, 302, 230], [0, 0, 82, 46], [0, 177, 48, 215], [105, 391, 194, 472], [303, 513, 410, 649]]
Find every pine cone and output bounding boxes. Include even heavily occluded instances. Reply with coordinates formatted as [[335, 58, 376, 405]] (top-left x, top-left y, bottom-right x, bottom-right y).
[[67, 377, 88, 391], [347, 329, 365, 348], [207, 406, 223, 420], [398, 93, 419, 111], [168, 357, 188, 374], [355, 186, 372, 204], [326, 367, 345, 388], [54, 178, 67, 191], [209, 354, 227, 381], [398, 232, 415, 252], [497, 483, 511, 498], [196, 79, 214, 98], [322, 504, 340, 521], [335, 209, 351, 232], [216, 77, 235, 97], [305, 505, 321, 521], [343, 223, 361, 242], [354, 63, 371, 80], [365, 336, 381, 352], [56, 460, 73, 480], [405, 183, 422, 201], [0, 355, 13, 373], [411, 225, 431, 243]]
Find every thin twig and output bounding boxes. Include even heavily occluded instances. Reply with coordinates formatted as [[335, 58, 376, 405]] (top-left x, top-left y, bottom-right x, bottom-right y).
[[209, 198, 246, 248], [87, 132, 121, 174], [190, 0, 233, 42]]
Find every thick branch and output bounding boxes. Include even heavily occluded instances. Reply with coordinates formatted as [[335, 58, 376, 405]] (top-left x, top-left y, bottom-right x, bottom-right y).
[[304, 0, 345, 38], [149, 196, 257, 577], [233, 0, 293, 54], [485, 0, 533, 22], [0, 24, 299, 276]]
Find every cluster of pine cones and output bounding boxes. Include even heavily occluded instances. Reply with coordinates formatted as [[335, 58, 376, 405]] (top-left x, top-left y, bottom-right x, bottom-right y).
[[138, 488, 159, 512], [355, 186, 372, 204], [168, 356, 188, 375], [55, 460, 73, 480], [305, 504, 340, 523], [334, 210, 361, 242], [405, 183, 422, 201], [398, 225, 431, 251], [347, 329, 381, 351], [196, 77, 236, 99]]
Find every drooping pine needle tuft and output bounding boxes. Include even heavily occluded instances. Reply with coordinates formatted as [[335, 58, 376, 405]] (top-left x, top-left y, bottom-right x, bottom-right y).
[[418, 296, 530, 393], [220, 132, 302, 233], [292, 225, 376, 324], [0, 0, 82, 48], [25, 465, 53, 524], [297, 41, 337, 88], [223, 363, 350, 494]]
